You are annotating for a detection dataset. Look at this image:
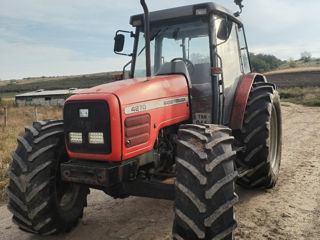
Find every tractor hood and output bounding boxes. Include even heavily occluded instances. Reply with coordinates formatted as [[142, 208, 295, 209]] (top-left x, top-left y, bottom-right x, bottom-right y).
[[64, 74, 190, 162], [75, 75, 189, 106]]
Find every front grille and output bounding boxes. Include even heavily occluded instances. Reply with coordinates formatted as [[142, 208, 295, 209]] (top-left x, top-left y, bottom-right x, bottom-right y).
[[64, 100, 111, 154]]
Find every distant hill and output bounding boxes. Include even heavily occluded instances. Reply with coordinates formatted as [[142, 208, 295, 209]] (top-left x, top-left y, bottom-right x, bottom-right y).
[[0, 71, 121, 98], [277, 58, 320, 70], [265, 67, 320, 88]]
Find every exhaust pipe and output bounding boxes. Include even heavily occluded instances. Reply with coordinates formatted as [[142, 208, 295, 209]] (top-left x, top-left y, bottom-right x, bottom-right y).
[[140, 0, 151, 77]]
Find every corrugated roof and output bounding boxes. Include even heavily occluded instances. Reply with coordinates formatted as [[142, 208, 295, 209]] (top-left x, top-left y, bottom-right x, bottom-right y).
[[15, 88, 87, 97]]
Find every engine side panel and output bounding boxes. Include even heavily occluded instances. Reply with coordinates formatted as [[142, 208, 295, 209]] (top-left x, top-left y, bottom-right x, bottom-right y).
[[116, 75, 190, 160], [229, 73, 267, 130], [121, 95, 189, 160]]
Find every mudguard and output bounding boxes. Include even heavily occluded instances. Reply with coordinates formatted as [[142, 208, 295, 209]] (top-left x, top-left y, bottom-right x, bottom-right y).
[[229, 73, 267, 130]]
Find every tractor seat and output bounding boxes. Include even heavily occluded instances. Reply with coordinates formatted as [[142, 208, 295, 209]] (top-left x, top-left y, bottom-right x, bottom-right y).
[[155, 61, 192, 87], [190, 63, 211, 84]]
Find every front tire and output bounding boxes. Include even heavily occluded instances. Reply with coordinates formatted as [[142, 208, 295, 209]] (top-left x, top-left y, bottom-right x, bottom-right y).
[[173, 124, 238, 240], [6, 120, 89, 235]]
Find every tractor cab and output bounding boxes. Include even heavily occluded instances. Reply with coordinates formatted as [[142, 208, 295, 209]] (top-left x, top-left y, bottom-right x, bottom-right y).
[[115, 3, 251, 125]]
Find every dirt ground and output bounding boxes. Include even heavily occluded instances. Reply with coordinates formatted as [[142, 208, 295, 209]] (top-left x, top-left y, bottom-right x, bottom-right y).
[[0, 103, 319, 240]]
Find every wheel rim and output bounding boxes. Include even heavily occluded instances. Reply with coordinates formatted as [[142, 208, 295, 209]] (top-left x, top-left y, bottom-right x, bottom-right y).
[[56, 182, 80, 211], [269, 104, 279, 171], [56, 153, 80, 212]]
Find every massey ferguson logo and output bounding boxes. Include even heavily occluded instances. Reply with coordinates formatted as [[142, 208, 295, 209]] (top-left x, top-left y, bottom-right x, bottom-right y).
[[79, 109, 89, 118], [124, 96, 188, 115]]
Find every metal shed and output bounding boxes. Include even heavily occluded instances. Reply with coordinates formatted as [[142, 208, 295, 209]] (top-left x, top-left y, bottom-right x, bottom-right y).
[[15, 88, 87, 106]]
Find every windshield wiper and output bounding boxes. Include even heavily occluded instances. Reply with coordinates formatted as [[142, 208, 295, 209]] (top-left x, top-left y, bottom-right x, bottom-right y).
[[137, 27, 168, 56]]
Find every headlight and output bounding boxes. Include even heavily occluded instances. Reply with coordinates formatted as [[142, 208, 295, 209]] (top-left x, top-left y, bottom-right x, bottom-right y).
[[69, 132, 83, 144], [88, 132, 104, 144], [194, 8, 208, 16]]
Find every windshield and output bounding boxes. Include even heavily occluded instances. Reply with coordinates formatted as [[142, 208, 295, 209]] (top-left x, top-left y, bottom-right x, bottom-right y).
[[134, 19, 210, 79]]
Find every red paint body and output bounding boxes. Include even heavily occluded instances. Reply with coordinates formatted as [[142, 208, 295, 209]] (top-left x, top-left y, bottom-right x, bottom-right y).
[[230, 73, 267, 130], [65, 75, 190, 162]]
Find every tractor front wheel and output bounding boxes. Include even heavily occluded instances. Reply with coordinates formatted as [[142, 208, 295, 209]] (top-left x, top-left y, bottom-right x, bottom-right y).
[[173, 124, 238, 240], [6, 120, 89, 235]]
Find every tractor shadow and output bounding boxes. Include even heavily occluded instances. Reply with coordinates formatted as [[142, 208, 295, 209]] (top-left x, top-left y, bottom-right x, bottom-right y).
[[235, 184, 268, 203], [25, 189, 174, 240]]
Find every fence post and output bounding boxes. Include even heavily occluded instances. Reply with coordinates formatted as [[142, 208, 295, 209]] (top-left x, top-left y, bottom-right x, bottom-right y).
[[4, 107, 7, 128], [34, 106, 38, 121]]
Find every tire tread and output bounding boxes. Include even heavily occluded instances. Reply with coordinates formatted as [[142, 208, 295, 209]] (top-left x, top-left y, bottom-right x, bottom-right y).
[[236, 82, 282, 188], [7, 120, 89, 235], [173, 124, 237, 239]]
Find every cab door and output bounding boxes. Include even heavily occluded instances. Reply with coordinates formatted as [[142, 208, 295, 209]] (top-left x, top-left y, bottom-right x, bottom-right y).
[[214, 16, 244, 125]]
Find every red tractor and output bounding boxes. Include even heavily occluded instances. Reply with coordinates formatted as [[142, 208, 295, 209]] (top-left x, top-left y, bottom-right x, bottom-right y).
[[7, 1, 282, 239]]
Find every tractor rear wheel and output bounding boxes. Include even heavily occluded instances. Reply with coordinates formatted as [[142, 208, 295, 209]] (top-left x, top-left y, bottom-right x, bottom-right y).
[[173, 124, 238, 240], [236, 82, 282, 188], [6, 120, 89, 235]]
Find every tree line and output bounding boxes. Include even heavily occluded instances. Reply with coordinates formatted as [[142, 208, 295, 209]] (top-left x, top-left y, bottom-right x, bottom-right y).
[[249, 53, 283, 73], [249, 51, 316, 73]]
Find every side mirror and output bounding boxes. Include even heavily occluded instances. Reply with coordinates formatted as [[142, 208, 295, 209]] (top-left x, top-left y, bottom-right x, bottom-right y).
[[217, 19, 233, 41], [113, 30, 134, 56], [114, 34, 125, 52]]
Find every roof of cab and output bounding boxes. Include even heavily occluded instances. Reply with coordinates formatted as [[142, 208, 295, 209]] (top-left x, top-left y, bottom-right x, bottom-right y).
[[130, 2, 242, 27]]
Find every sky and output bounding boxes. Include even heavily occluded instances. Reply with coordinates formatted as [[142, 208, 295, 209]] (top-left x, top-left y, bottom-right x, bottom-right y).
[[0, 0, 319, 80]]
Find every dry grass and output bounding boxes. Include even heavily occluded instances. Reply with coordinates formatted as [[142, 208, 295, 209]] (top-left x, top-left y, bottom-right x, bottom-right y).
[[279, 87, 320, 107], [265, 67, 320, 75], [0, 101, 62, 202]]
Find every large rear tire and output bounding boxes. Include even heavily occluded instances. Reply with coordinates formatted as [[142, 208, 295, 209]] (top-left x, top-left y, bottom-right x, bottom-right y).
[[173, 124, 238, 240], [235, 82, 282, 188], [6, 120, 89, 235]]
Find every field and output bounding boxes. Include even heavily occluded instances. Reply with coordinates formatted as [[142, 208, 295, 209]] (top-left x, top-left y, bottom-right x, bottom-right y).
[[265, 68, 320, 106], [0, 102, 62, 201], [266, 69, 320, 88]]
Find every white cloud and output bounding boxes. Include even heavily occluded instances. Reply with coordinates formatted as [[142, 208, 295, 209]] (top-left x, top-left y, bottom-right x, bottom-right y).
[[0, 39, 128, 79], [243, 0, 320, 58], [0, 27, 32, 42]]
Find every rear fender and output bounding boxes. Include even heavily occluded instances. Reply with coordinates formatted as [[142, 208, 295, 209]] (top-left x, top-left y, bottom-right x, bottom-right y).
[[229, 73, 267, 130]]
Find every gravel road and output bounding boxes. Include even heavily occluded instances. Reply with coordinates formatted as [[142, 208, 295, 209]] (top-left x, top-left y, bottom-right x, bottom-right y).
[[0, 103, 319, 240]]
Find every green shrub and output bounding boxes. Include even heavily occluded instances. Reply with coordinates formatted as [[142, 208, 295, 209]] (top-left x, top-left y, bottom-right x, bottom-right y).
[[279, 87, 320, 107], [249, 53, 283, 73], [289, 61, 297, 68]]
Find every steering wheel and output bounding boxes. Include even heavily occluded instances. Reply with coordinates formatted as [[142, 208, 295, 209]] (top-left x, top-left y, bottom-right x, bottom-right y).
[[171, 57, 195, 74]]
